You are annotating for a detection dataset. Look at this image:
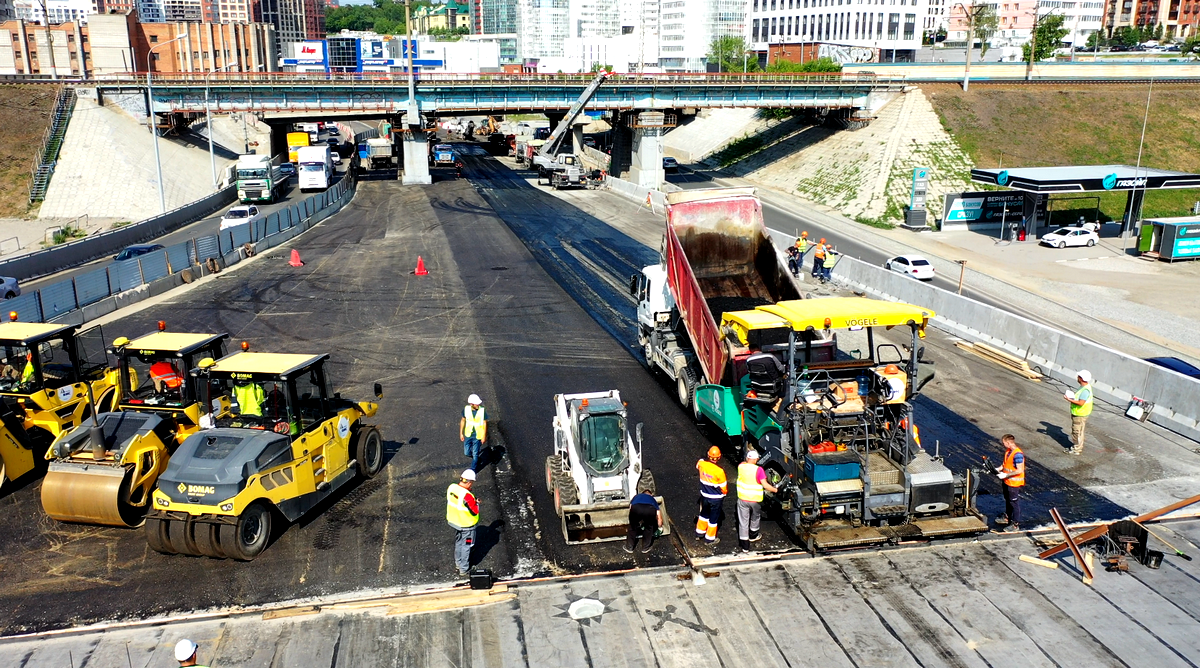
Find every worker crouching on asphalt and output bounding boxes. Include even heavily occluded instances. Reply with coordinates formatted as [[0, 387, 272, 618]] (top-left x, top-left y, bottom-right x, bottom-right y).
[[626, 491, 662, 554], [736, 449, 778, 553], [461, 394, 487, 472], [696, 446, 727, 545], [447, 469, 480, 576], [994, 434, 1026, 532], [1065, 370, 1094, 455]]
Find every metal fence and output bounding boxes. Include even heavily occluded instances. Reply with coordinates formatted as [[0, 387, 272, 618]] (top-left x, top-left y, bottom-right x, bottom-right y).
[[10, 171, 357, 325]]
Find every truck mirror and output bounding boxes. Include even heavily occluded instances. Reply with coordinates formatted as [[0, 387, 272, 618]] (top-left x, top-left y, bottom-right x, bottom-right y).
[[373, 382, 383, 399], [629, 274, 639, 296]]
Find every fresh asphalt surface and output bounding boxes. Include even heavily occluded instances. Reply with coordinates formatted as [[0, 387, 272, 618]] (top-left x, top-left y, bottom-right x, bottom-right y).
[[0, 143, 1191, 634]]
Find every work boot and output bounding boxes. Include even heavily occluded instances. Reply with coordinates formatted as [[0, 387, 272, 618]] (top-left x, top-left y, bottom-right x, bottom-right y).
[[705, 537, 720, 546], [1002, 524, 1021, 533], [738, 539, 751, 552], [749, 530, 762, 542], [995, 515, 1010, 526], [639, 537, 654, 554], [622, 544, 635, 554]]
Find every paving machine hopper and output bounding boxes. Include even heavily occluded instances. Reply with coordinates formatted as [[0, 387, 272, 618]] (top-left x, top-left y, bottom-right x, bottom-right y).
[[0, 316, 118, 489], [545, 390, 668, 544], [41, 324, 229, 527]]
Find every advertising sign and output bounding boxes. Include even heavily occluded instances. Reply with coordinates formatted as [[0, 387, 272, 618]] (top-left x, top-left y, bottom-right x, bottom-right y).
[[360, 39, 387, 64], [296, 41, 326, 65], [943, 191, 1028, 225], [911, 168, 930, 211], [1170, 224, 1200, 258]]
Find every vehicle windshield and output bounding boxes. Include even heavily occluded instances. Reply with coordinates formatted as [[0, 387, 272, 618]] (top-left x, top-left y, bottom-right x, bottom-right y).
[[114, 250, 137, 261], [210, 375, 297, 434], [237, 168, 269, 179], [0, 338, 72, 394], [579, 413, 626, 473], [301, 164, 325, 172], [119, 350, 188, 406], [288, 144, 306, 151], [226, 209, 249, 219]]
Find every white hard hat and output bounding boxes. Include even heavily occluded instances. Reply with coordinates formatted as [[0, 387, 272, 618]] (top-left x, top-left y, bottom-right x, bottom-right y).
[[468, 394, 482, 405], [174, 639, 199, 662], [746, 449, 760, 460], [1077, 369, 1092, 383], [461, 469, 476, 481]]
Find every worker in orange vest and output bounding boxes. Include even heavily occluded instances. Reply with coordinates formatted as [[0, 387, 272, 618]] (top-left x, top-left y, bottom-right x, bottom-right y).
[[695, 446, 727, 545], [811, 238, 827, 277], [995, 434, 1025, 532]]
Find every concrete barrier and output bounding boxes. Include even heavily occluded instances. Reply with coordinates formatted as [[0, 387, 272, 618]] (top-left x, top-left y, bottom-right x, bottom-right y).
[[604, 176, 667, 210], [828, 253, 1200, 442]]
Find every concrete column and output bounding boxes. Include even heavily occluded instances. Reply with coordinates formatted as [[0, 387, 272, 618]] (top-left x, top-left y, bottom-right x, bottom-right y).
[[628, 111, 665, 190], [609, 111, 633, 178], [402, 129, 432, 185], [571, 123, 584, 155]]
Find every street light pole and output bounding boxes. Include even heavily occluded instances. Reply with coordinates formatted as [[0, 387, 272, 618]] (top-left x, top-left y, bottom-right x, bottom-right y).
[[1126, 76, 1153, 251], [206, 63, 236, 191], [955, 2, 975, 91], [1025, 1, 1043, 81], [147, 31, 189, 214], [35, 0, 57, 80]]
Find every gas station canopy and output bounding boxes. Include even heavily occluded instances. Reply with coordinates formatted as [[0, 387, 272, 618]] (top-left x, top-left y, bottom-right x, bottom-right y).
[[971, 165, 1200, 192]]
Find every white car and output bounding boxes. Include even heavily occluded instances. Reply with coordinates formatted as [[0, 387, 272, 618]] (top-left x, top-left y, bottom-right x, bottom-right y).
[[1040, 226, 1099, 249], [885, 254, 935, 280], [220, 205, 264, 231], [0, 276, 20, 299]]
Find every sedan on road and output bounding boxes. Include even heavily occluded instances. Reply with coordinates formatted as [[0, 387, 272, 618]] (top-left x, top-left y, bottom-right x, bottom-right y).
[[220, 205, 264, 231], [884, 254, 935, 280], [0, 276, 20, 299], [113, 244, 165, 262], [1040, 226, 1099, 248], [663, 156, 679, 172], [279, 163, 297, 177]]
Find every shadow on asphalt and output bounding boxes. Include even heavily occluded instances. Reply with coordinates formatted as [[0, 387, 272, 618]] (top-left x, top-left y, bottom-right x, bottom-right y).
[[471, 519, 506, 568]]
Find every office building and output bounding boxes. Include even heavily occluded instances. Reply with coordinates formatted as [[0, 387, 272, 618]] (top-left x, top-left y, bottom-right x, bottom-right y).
[[516, 0, 569, 57], [14, 0, 92, 24], [259, 0, 324, 43], [748, 0, 927, 63]]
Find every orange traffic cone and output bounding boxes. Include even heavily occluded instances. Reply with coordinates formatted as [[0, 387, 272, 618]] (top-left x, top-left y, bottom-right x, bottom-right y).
[[288, 249, 304, 267], [414, 256, 428, 276]]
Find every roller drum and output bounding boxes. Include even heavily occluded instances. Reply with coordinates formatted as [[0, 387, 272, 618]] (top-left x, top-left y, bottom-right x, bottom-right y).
[[41, 461, 143, 527]]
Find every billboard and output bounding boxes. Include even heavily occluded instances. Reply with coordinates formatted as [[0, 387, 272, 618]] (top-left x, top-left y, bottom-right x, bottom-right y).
[[943, 192, 1027, 224], [360, 39, 387, 64], [296, 41, 326, 65], [1168, 223, 1200, 259]]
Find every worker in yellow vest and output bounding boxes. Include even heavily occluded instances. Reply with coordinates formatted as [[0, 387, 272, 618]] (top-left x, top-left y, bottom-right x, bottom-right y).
[[795, 231, 809, 254], [811, 239, 827, 277], [460, 393, 487, 471], [695, 446, 727, 545], [736, 449, 778, 553], [1064, 370, 1094, 455], [820, 247, 838, 282], [447, 469, 480, 576], [995, 434, 1025, 532]]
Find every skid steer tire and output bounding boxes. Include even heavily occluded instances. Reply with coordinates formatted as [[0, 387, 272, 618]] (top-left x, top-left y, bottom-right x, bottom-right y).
[[354, 427, 384, 479], [220, 502, 272, 561], [637, 470, 657, 495], [166, 517, 199, 556], [194, 522, 227, 559], [145, 517, 175, 554], [545, 455, 562, 494]]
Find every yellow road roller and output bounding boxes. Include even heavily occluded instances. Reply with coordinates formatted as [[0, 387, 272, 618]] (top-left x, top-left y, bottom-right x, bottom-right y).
[[145, 349, 383, 560], [40, 324, 230, 527], [0, 316, 120, 489]]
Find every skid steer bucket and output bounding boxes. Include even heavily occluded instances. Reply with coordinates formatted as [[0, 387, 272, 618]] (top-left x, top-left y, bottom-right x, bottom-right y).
[[560, 497, 670, 545], [41, 461, 141, 527]]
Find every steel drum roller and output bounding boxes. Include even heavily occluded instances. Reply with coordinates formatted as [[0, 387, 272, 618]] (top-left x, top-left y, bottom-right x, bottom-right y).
[[40, 461, 138, 527]]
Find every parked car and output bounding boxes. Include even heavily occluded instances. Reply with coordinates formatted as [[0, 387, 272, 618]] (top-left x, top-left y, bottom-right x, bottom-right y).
[[113, 244, 165, 262], [884, 254, 935, 280], [663, 156, 679, 172], [1040, 226, 1099, 248], [0, 276, 20, 299], [220, 205, 264, 231], [1145, 357, 1200, 379], [325, 137, 340, 146], [279, 162, 297, 177]]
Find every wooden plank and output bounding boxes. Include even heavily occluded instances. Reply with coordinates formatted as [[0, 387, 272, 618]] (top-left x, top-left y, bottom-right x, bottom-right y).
[[887, 548, 1056, 668], [565, 577, 659, 668], [1040, 495, 1200, 559], [938, 544, 1124, 668], [783, 558, 922, 668], [837, 554, 991, 668], [1050, 508, 1094, 581], [625, 571, 723, 668], [730, 564, 856, 668], [1019, 554, 1059, 568], [677, 566, 791, 668], [465, 596, 534, 668], [987, 540, 1190, 667], [514, 582, 594, 668], [263, 605, 320, 620]]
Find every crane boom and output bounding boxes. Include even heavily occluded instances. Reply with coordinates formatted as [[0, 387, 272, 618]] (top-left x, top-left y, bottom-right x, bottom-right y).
[[538, 70, 610, 159]]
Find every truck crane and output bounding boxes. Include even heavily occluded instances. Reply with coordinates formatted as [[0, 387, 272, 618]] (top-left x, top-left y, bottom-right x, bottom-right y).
[[532, 70, 610, 189]]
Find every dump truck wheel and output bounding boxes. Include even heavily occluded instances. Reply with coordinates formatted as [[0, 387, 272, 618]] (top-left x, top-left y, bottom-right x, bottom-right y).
[[145, 517, 175, 554], [545, 455, 562, 494], [194, 522, 227, 559], [166, 517, 199, 556], [676, 367, 696, 410], [354, 427, 384, 479], [220, 502, 272, 561], [637, 470, 657, 495]]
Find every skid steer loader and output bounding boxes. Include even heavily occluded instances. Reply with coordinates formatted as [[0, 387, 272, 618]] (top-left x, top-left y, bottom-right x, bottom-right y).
[[545, 390, 668, 544], [0, 316, 119, 490], [41, 323, 230, 527]]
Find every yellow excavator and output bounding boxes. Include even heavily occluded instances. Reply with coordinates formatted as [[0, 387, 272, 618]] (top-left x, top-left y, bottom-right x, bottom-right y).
[[41, 322, 229, 527], [0, 315, 121, 490]]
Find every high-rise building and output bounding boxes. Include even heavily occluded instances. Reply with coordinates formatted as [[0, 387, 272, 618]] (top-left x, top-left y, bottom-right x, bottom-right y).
[[14, 0, 93, 24], [748, 0, 927, 63], [258, 0, 323, 43], [474, 0, 517, 33], [660, 0, 744, 70], [516, 0, 568, 57]]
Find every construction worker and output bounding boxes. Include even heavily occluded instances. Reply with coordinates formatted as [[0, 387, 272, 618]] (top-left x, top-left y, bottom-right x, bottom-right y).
[[821, 247, 838, 282], [625, 490, 662, 554], [150, 359, 183, 394], [695, 446, 727, 545], [447, 469, 480, 576], [795, 231, 809, 254], [736, 449, 778, 552], [20, 350, 33, 384], [233, 381, 264, 417], [460, 394, 487, 472], [174, 639, 208, 667], [995, 434, 1025, 532], [811, 238, 827, 277], [1065, 370, 1094, 455]]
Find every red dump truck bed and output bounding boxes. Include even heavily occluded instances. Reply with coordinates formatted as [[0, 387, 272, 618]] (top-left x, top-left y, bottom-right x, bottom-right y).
[[664, 188, 801, 385]]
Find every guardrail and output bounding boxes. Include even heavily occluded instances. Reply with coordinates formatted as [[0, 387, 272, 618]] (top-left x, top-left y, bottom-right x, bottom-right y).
[[10, 170, 358, 328], [94, 71, 906, 87], [828, 253, 1200, 442]]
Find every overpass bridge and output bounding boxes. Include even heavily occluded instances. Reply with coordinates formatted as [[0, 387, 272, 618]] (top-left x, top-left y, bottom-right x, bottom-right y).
[[91, 71, 907, 186]]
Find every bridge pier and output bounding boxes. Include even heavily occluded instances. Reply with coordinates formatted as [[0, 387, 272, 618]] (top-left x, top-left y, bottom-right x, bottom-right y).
[[402, 128, 432, 185], [627, 111, 667, 190]]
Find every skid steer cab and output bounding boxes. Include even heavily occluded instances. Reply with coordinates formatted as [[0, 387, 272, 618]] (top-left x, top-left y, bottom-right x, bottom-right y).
[[145, 349, 384, 560], [546, 390, 669, 544], [40, 324, 231, 527], [0, 316, 117, 489]]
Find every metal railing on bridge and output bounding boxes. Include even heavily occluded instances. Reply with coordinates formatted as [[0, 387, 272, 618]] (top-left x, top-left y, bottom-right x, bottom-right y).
[[94, 71, 908, 87]]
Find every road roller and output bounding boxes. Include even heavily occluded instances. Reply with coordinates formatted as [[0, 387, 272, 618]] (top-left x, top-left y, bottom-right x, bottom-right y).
[[0, 315, 120, 490], [40, 324, 230, 527], [145, 348, 384, 560]]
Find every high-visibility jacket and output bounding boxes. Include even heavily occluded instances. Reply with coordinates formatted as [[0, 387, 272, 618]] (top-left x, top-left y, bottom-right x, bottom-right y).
[[697, 459, 728, 499], [446, 483, 480, 529], [1070, 385, 1093, 417], [737, 462, 764, 502], [234, 383, 264, 417], [813, 244, 826, 259], [20, 360, 33, 383], [912, 425, 921, 449], [1002, 445, 1025, 487], [463, 405, 487, 439], [796, 238, 809, 253], [823, 252, 837, 269], [149, 360, 183, 389]]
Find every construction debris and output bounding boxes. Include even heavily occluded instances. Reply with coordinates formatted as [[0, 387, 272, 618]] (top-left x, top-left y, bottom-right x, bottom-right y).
[[1050, 507, 1094, 583], [955, 340, 1041, 380], [1040, 494, 1200, 559], [1018, 554, 1059, 569]]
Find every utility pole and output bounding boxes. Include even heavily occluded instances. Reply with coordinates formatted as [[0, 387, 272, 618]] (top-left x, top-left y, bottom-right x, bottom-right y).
[[956, 2, 975, 91], [1070, 11, 1080, 62], [1025, 0, 1042, 81], [35, 0, 58, 79]]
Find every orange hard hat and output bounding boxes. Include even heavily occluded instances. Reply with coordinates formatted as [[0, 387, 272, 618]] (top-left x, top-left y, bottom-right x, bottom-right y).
[[885, 364, 900, 374], [801, 231, 808, 237], [820, 238, 827, 244], [707, 446, 722, 461]]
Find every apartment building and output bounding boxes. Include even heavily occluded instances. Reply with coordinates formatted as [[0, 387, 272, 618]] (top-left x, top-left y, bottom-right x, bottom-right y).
[[949, 0, 1103, 49], [748, 0, 928, 62], [14, 0, 93, 24], [516, 0, 569, 57], [1104, 0, 1198, 38]]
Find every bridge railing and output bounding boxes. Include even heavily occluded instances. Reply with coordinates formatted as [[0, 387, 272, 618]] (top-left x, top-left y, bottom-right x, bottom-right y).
[[95, 71, 907, 87]]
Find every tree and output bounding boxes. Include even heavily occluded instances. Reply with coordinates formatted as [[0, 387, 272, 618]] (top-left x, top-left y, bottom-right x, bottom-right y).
[[1023, 13, 1069, 62], [766, 57, 842, 73], [1182, 36, 1200, 57], [962, 3, 998, 57], [707, 36, 756, 73]]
